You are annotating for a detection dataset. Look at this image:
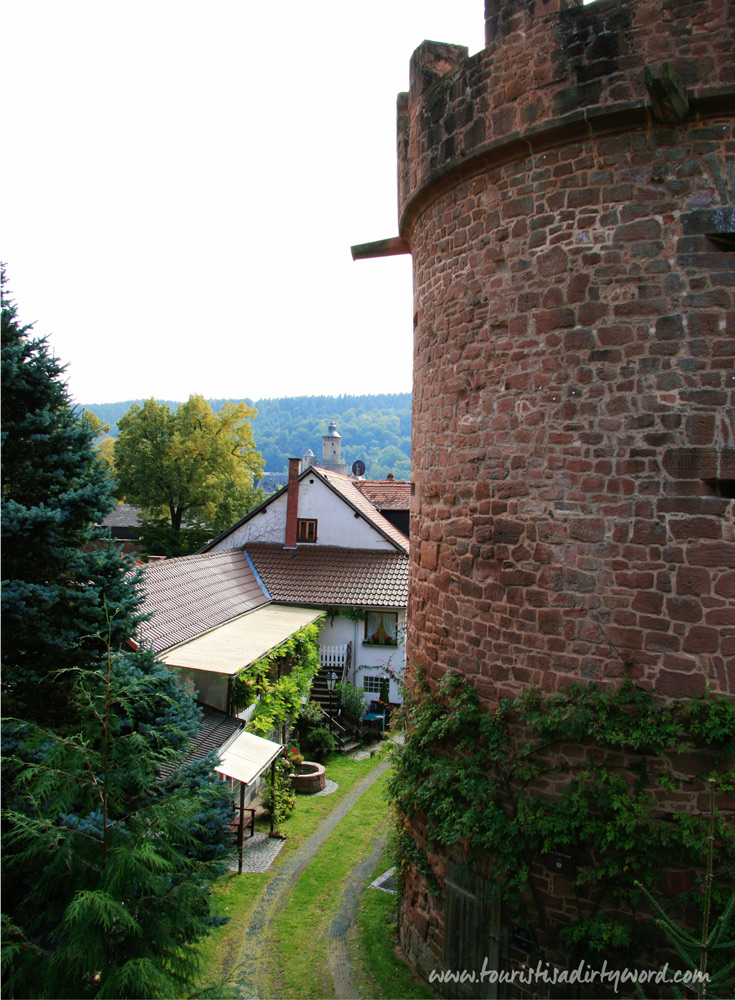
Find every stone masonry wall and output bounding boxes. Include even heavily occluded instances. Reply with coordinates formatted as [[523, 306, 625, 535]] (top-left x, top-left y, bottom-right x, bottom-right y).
[[393, 0, 735, 993], [401, 0, 735, 706]]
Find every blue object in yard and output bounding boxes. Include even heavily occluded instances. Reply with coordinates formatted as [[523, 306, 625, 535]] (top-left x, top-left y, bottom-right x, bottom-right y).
[[363, 711, 385, 731]]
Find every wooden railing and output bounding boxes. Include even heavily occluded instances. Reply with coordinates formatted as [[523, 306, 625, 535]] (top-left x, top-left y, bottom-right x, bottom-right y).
[[319, 642, 352, 686]]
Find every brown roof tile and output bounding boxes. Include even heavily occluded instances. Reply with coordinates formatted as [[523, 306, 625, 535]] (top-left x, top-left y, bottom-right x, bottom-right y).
[[246, 543, 408, 608], [137, 549, 268, 653], [158, 704, 243, 778]]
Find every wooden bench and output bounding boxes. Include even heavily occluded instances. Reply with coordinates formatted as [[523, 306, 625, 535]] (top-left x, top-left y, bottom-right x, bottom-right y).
[[230, 805, 256, 842]]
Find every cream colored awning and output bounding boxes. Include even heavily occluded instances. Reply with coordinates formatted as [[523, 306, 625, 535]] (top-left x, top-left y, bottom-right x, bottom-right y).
[[160, 604, 323, 675], [214, 730, 282, 785]]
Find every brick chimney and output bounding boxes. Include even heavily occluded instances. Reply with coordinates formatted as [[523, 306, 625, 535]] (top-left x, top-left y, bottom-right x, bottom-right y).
[[284, 458, 301, 548]]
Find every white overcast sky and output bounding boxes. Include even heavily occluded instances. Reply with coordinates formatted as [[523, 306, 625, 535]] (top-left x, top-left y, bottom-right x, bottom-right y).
[[1, 1, 486, 406]]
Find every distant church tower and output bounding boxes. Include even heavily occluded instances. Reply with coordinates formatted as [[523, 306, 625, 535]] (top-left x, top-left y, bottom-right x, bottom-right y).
[[303, 421, 348, 475]]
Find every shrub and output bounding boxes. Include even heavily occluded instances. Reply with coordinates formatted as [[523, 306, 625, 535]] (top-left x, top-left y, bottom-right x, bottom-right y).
[[263, 756, 296, 832], [336, 681, 368, 719], [286, 747, 305, 769], [302, 726, 336, 762], [293, 700, 325, 741]]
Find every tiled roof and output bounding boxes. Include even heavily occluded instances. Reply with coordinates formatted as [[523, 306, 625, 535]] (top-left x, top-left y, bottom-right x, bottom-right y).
[[136, 549, 269, 653], [159, 704, 242, 778], [245, 543, 408, 608], [100, 502, 142, 528], [309, 468, 408, 552], [353, 480, 411, 511]]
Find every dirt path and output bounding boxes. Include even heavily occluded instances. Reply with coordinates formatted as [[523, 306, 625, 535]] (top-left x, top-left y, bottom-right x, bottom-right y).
[[328, 827, 389, 999], [235, 756, 391, 999]]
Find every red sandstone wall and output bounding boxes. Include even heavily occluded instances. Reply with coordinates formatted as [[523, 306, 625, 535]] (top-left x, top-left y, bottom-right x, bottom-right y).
[[400, 0, 735, 706], [399, 0, 734, 225]]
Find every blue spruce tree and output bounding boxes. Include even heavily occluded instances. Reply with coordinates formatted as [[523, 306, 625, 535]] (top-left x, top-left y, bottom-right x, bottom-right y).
[[1, 271, 234, 998]]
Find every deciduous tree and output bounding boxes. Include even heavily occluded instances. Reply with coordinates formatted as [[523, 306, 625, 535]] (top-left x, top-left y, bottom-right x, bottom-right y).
[[114, 395, 264, 550]]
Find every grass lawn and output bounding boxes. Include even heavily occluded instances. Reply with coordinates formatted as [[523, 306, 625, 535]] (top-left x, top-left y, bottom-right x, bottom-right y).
[[194, 748, 390, 996], [193, 743, 434, 999], [351, 849, 436, 1000], [267, 768, 390, 999], [193, 871, 269, 998]]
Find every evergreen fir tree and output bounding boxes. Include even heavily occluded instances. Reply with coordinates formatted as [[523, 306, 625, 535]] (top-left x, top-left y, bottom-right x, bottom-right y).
[[1, 269, 140, 725], [1, 271, 234, 998]]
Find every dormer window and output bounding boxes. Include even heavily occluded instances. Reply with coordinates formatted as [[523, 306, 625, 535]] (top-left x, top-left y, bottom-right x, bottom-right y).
[[297, 518, 317, 543]]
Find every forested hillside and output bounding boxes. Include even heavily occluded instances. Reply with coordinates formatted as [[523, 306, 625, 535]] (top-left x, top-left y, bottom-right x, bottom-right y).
[[83, 394, 412, 480]]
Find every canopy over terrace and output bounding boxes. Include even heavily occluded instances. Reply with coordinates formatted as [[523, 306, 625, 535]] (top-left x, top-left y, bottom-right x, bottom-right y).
[[216, 725, 284, 874], [215, 727, 282, 785], [160, 604, 324, 714], [201, 714, 284, 875]]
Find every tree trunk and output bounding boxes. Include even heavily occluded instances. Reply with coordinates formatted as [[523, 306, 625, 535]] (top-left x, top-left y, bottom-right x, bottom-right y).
[[170, 506, 182, 532]]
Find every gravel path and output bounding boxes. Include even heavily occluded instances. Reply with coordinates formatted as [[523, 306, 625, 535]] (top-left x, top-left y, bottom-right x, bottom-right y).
[[234, 755, 391, 999]]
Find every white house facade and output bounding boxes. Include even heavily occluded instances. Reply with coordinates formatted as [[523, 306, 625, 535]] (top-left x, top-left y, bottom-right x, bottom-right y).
[[202, 461, 409, 704]]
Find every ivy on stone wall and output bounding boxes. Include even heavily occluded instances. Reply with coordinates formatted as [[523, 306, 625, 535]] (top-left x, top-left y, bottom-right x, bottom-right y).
[[231, 621, 323, 737], [388, 670, 735, 954]]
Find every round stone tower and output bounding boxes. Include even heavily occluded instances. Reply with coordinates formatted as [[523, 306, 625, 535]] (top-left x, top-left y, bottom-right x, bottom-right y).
[[322, 419, 342, 466], [386, 0, 734, 992], [402, 0, 734, 703]]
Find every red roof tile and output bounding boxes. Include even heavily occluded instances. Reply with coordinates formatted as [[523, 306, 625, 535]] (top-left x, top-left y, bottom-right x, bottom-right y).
[[137, 549, 268, 653], [353, 480, 411, 511], [246, 544, 408, 608]]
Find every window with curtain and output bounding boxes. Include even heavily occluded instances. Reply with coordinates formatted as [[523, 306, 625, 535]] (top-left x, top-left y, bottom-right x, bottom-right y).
[[364, 611, 398, 645]]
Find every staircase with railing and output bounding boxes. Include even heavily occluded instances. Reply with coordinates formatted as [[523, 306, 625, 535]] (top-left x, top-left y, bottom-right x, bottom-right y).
[[311, 643, 351, 708], [311, 642, 359, 751]]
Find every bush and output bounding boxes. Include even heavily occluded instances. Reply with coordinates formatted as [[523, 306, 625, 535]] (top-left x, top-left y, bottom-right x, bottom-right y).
[[336, 681, 368, 719], [293, 700, 325, 741], [302, 726, 336, 762]]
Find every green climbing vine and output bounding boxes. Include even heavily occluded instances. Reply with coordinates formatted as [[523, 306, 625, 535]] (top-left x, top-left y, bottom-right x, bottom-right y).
[[230, 620, 323, 738], [388, 670, 735, 956], [262, 756, 297, 833]]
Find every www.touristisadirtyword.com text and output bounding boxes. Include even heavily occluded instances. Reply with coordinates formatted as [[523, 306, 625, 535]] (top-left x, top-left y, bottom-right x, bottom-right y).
[[429, 959, 709, 995]]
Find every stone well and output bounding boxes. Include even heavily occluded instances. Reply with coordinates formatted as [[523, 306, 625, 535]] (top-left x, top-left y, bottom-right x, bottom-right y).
[[291, 761, 326, 794]]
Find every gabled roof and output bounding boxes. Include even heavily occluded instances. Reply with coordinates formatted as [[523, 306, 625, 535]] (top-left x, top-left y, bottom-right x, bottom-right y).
[[353, 479, 411, 511], [306, 467, 408, 552], [246, 543, 408, 608], [136, 548, 269, 654], [200, 465, 408, 554]]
